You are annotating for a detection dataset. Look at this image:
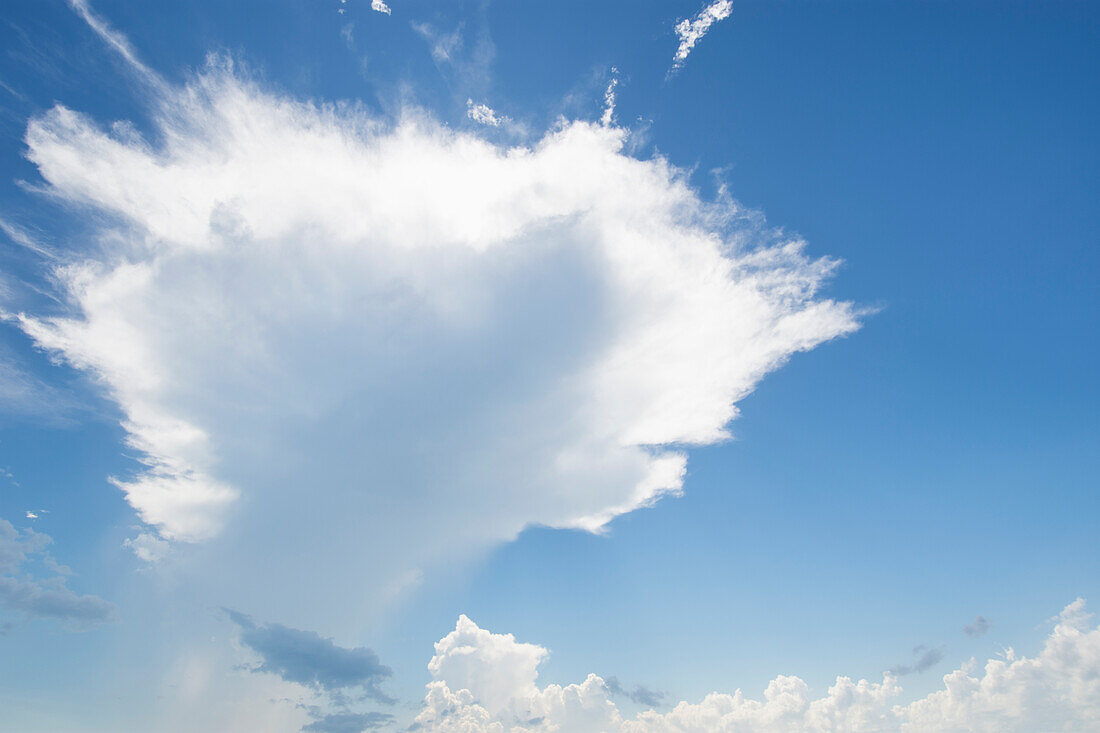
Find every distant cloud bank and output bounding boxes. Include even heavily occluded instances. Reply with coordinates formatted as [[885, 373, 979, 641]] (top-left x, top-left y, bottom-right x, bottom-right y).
[[411, 600, 1100, 731]]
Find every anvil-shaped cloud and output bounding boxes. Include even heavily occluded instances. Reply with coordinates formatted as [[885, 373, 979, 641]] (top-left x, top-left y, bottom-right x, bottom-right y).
[[17, 62, 857, 625]]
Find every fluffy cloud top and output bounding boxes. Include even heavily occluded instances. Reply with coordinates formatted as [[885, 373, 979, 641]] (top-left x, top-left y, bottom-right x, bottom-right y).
[[427, 614, 549, 715], [0, 517, 116, 631], [18, 63, 856, 623], [415, 600, 1100, 732]]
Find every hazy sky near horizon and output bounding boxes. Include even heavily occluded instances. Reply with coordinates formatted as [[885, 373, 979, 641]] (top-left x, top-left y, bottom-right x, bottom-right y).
[[0, 1, 1097, 731]]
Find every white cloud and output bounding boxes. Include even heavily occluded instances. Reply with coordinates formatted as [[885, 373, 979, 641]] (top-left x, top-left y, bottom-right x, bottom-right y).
[[18, 63, 856, 626], [414, 601, 1100, 732], [672, 0, 733, 72], [371, 0, 391, 15], [466, 99, 504, 127], [601, 72, 619, 128], [123, 531, 170, 562]]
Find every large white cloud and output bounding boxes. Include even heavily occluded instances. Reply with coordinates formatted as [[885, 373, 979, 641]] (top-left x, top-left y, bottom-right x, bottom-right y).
[[415, 600, 1100, 732], [17, 63, 857, 626]]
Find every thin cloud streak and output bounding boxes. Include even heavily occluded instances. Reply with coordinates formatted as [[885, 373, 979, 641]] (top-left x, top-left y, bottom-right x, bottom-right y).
[[66, 0, 165, 92]]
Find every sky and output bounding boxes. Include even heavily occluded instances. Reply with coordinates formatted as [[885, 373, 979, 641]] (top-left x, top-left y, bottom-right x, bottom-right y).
[[0, 1, 1097, 731]]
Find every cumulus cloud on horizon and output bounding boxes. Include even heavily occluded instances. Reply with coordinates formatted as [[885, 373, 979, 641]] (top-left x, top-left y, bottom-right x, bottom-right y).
[[412, 599, 1100, 732]]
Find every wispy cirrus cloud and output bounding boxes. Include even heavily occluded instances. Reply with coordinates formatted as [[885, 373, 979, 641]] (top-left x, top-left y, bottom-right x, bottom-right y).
[[226, 610, 393, 731]]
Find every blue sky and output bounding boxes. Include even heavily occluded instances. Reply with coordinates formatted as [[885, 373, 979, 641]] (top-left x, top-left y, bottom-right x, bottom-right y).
[[0, 1, 1097, 731]]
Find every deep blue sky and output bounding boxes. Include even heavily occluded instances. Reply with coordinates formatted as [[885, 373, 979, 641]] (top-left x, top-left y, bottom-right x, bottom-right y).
[[0, 1, 1097, 729]]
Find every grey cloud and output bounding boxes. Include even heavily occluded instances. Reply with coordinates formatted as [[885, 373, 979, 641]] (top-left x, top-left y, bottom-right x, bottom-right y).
[[605, 675, 666, 707], [0, 519, 47, 572], [226, 609, 393, 703], [0, 517, 117, 631], [0, 576, 116, 629], [890, 644, 945, 676], [964, 615, 992, 638]]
